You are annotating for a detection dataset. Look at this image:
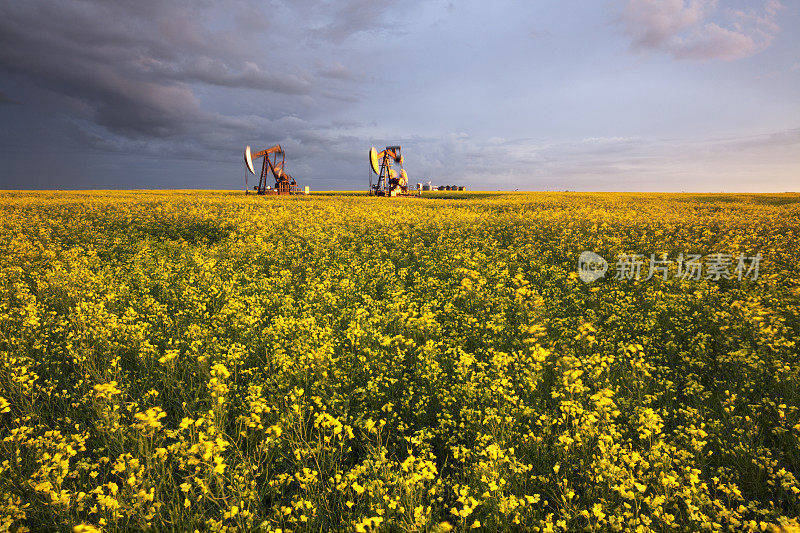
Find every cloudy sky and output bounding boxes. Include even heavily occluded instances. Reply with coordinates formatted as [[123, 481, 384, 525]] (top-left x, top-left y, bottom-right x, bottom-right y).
[[0, 0, 797, 191]]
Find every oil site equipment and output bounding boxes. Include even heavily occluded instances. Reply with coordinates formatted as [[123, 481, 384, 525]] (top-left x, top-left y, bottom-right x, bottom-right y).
[[368, 146, 419, 197], [244, 145, 299, 195]]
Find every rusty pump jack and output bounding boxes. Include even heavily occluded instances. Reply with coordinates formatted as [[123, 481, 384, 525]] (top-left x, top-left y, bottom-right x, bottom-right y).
[[369, 146, 419, 197], [244, 145, 298, 195]]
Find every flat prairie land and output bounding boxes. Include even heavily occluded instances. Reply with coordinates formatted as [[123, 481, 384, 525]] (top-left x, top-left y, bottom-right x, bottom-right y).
[[1, 191, 799, 532]]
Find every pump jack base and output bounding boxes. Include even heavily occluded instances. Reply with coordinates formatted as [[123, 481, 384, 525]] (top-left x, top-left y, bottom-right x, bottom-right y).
[[371, 189, 421, 197]]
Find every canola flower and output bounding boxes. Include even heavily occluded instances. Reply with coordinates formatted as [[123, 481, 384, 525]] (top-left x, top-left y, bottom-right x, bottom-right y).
[[0, 190, 799, 531]]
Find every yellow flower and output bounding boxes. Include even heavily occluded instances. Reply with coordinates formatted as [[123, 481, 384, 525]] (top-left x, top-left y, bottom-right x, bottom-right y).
[[74, 525, 102, 533], [34, 481, 52, 492], [593, 503, 606, 520]]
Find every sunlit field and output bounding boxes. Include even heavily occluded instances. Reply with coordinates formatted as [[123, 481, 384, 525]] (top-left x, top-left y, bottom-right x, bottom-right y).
[[1, 191, 799, 532]]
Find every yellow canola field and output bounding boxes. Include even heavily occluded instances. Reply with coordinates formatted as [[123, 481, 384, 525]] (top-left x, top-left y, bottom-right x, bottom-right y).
[[0, 190, 799, 532]]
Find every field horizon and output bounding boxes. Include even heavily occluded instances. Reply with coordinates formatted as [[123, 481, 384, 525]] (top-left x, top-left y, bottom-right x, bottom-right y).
[[2, 190, 799, 195]]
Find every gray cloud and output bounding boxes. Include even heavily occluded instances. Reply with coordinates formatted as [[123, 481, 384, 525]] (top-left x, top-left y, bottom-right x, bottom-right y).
[[142, 58, 313, 95], [387, 129, 799, 191], [714, 128, 800, 151], [0, 0, 426, 170], [307, 0, 416, 43], [619, 0, 783, 61], [0, 0, 359, 146], [0, 91, 19, 105], [316, 62, 359, 81]]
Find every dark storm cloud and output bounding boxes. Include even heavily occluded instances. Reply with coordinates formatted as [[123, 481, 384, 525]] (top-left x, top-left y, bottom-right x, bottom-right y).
[[0, 0, 344, 144], [0, 0, 419, 167], [0, 91, 19, 105]]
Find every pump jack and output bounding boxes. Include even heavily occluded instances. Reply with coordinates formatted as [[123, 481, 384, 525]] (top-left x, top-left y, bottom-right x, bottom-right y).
[[368, 145, 417, 197], [244, 145, 298, 195]]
